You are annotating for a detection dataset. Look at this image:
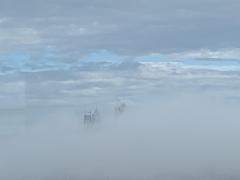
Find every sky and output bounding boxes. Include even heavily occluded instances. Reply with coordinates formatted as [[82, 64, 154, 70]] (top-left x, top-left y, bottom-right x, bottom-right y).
[[1, 0, 240, 74], [1, 1, 240, 179]]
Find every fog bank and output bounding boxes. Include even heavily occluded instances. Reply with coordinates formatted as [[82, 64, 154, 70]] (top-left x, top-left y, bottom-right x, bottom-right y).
[[0, 92, 240, 180]]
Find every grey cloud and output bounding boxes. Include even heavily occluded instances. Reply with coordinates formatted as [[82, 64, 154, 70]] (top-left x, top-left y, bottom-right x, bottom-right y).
[[0, 0, 240, 55]]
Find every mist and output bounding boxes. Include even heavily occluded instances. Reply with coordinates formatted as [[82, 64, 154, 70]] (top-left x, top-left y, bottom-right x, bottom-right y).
[[1, 85, 240, 179]]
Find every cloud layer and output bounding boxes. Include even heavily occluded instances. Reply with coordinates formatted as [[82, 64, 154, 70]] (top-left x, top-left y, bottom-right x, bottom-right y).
[[0, 0, 240, 55]]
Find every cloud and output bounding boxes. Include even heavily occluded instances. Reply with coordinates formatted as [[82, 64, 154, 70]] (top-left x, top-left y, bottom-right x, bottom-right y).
[[0, 0, 240, 55], [0, 55, 239, 108], [170, 49, 240, 60]]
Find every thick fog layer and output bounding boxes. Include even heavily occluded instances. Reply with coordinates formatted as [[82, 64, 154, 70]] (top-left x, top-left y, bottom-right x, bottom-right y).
[[0, 61, 240, 180]]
